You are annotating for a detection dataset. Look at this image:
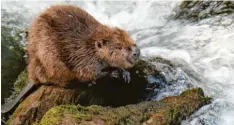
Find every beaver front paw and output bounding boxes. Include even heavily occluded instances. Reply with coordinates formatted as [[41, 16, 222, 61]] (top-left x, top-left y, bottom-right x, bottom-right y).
[[109, 68, 131, 83], [121, 69, 131, 83]]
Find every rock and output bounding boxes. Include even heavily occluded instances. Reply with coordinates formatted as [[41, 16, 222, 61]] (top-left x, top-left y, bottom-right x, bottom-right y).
[[35, 88, 211, 125], [173, 1, 234, 21], [8, 58, 158, 124], [8, 85, 79, 125], [7, 57, 210, 125]]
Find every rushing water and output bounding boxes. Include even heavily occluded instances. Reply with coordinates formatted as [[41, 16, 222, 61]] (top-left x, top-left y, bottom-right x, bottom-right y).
[[1, 1, 234, 125]]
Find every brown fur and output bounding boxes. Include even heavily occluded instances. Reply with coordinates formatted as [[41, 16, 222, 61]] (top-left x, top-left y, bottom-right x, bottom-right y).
[[27, 5, 137, 87]]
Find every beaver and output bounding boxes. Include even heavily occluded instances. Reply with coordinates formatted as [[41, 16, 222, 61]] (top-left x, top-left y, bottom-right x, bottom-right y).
[[2, 5, 140, 113]]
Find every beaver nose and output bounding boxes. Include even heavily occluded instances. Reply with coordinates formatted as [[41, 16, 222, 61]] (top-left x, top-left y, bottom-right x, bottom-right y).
[[132, 47, 140, 58]]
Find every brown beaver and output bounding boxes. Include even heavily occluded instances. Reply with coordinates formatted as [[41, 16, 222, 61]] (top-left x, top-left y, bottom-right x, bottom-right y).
[[2, 5, 140, 113]]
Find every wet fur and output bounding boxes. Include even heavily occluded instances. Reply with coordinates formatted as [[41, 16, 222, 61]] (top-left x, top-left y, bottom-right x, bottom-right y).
[[3, 5, 138, 121], [27, 5, 136, 87]]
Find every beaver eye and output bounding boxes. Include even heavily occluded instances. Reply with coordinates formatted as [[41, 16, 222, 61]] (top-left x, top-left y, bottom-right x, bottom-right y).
[[97, 43, 102, 48], [95, 41, 102, 48]]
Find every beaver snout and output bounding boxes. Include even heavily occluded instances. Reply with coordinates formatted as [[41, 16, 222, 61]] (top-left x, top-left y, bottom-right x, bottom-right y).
[[132, 46, 140, 59], [127, 46, 140, 64]]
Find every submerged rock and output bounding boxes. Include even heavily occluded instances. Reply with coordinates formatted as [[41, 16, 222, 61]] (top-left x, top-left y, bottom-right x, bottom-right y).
[[36, 88, 211, 125], [173, 1, 234, 21]]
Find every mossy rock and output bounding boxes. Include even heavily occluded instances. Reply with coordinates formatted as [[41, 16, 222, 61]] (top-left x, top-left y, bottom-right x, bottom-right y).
[[36, 88, 211, 125], [7, 56, 207, 124], [174, 1, 234, 21], [7, 57, 161, 124], [133, 57, 172, 77]]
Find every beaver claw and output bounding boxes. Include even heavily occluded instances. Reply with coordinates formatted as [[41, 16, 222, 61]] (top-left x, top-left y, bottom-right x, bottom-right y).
[[110, 68, 131, 83], [122, 69, 131, 83]]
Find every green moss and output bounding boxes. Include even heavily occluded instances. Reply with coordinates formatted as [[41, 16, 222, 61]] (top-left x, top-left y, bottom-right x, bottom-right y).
[[4, 70, 28, 102], [168, 108, 182, 124], [14, 70, 28, 91], [39, 103, 158, 125], [36, 105, 95, 125], [38, 88, 211, 125], [134, 59, 158, 77], [36, 106, 66, 125], [181, 87, 204, 97], [201, 96, 212, 105]]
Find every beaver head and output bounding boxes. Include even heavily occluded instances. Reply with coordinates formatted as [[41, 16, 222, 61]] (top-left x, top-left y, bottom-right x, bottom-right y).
[[93, 26, 140, 69]]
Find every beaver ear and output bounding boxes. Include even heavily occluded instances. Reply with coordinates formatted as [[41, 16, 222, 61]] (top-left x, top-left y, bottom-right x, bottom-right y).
[[95, 40, 102, 49]]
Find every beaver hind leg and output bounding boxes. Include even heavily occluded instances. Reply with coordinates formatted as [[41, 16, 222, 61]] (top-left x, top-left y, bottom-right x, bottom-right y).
[[1, 82, 35, 113]]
